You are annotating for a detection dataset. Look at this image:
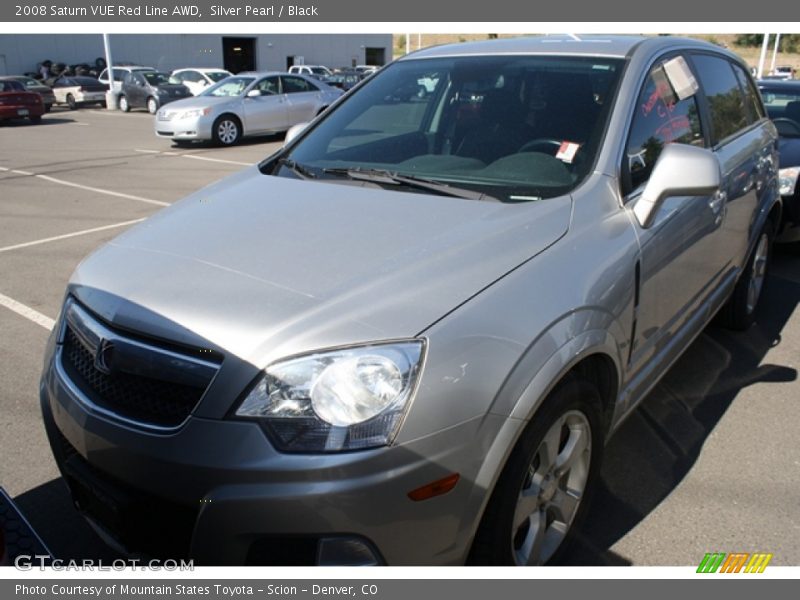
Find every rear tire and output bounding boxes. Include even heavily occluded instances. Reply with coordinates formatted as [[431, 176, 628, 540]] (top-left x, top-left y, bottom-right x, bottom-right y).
[[718, 218, 774, 330], [29, 115, 42, 124], [146, 97, 158, 115], [469, 375, 603, 565], [66, 94, 77, 110], [118, 96, 130, 112]]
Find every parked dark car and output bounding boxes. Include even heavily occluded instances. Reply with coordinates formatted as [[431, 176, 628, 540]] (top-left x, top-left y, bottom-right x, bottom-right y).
[[0, 76, 55, 112], [758, 79, 800, 243], [325, 70, 364, 91], [119, 71, 192, 114], [0, 79, 44, 124]]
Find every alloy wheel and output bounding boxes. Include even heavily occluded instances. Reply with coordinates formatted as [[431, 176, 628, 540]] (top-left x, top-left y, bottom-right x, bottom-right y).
[[746, 232, 769, 314], [216, 119, 239, 145], [511, 410, 592, 565]]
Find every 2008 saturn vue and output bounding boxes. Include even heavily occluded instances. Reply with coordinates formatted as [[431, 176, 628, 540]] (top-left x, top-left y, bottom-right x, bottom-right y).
[[40, 36, 780, 565]]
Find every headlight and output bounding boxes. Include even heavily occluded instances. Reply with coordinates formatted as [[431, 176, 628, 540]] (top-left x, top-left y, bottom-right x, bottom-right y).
[[180, 107, 211, 119], [235, 341, 425, 452], [779, 167, 799, 196]]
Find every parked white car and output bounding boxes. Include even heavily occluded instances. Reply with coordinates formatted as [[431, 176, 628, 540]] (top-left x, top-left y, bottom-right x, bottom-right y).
[[170, 68, 233, 96], [98, 66, 156, 92], [50, 75, 107, 109], [154, 71, 343, 146], [288, 65, 333, 80]]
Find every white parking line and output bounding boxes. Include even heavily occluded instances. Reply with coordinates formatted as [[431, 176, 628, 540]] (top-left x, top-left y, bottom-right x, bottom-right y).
[[0, 166, 170, 207], [0, 292, 55, 331], [0, 219, 146, 254], [134, 148, 251, 166]]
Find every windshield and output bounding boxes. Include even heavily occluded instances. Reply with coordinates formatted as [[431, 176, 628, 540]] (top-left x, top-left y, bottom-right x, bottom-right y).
[[14, 77, 39, 88], [143, 72, 171, 86], [206, 71, 230, 82], [760, 86, 800, 135], [278, 55, 623, 202], [311, 67, 331, 75], [0, 80, 24, 92], [201, 76, 255, 97]]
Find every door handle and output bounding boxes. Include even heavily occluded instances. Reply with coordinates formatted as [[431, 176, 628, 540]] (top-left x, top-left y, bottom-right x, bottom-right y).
[[708, 190, 726, 214], [709, 190, 727, 226]]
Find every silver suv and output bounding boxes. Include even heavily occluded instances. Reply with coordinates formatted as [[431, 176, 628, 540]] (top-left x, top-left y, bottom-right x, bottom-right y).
[[40, 36, 780, 566]]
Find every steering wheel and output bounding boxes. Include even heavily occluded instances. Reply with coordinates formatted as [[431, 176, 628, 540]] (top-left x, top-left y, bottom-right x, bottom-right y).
[[772, 118, 800, 136], [518, 138, 564, 155]]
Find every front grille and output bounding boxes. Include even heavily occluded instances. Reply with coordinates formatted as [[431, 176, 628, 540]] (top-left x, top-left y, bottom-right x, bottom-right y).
[[56, 430, 197, 559], [59, 305, 219, 428]]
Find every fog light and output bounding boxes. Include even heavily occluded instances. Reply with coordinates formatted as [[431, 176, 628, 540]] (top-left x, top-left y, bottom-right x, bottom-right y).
[[316, 537, 381, 566]]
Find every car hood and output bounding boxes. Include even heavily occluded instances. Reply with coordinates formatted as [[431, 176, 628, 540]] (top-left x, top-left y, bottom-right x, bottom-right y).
[[155, 83, 190, 93], [69, 168, 571, 366], [778, 136, 800, 169]]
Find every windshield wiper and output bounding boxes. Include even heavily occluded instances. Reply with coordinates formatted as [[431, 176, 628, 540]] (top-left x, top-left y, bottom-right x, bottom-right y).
[[278, 158, 317, 179], [322, 167, 499, 202]]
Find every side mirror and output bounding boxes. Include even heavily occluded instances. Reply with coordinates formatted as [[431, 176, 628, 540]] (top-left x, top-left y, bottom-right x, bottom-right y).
[[633, 144, 721, 229], [246, 89, 261, 98], [284, 122, 309, 145]]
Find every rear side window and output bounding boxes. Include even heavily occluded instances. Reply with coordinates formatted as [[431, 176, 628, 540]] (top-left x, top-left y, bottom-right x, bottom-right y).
[[731, 63, 765, 123], [624, 60, 704, 193], [282, 76, 316, 93], [691, 54, 749, 144]]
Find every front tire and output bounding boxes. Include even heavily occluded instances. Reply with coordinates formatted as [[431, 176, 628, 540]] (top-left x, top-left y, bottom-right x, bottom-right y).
[[212, 115, 241, 146], [29, 115, 42, 124], [118, 95, 130, 112], [66, 94, 77, 110], [469, 375, 603, 565], [718, 218, 774, 330]]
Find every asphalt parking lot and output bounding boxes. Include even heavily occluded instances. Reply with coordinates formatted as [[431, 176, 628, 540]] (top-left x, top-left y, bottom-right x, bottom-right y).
[[1, 105, 799, 566]]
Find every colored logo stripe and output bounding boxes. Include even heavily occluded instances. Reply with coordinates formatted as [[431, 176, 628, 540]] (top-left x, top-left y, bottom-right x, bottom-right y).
[[697, 552, 773, 573], [720, 553, 749, 573], [745, 553, 773, 573], [697, 553, 726, 573]]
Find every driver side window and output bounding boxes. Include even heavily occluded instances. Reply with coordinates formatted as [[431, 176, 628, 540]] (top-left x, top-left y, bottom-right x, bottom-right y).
[[623, 59, 704, 195]]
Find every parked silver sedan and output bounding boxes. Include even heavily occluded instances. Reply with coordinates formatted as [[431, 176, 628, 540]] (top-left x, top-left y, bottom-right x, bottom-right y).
[[43, 36, 780, 566], [154, 71, 343, 146]]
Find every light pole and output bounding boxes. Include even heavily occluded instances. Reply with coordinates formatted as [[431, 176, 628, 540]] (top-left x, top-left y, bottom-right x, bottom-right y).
[[102, 33, 117, 110]]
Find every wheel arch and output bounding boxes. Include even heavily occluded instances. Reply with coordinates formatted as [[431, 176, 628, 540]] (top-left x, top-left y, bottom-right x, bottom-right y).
[[455, 326, 624, 564]]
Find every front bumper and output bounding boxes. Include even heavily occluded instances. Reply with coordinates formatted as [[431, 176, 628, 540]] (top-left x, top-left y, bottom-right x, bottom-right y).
[[154, 113, 213, 140], [40, 341, 501, 565]]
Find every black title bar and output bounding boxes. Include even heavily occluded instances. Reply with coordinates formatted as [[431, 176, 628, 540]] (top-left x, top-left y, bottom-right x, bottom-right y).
[[0, 0, 788, 22]]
